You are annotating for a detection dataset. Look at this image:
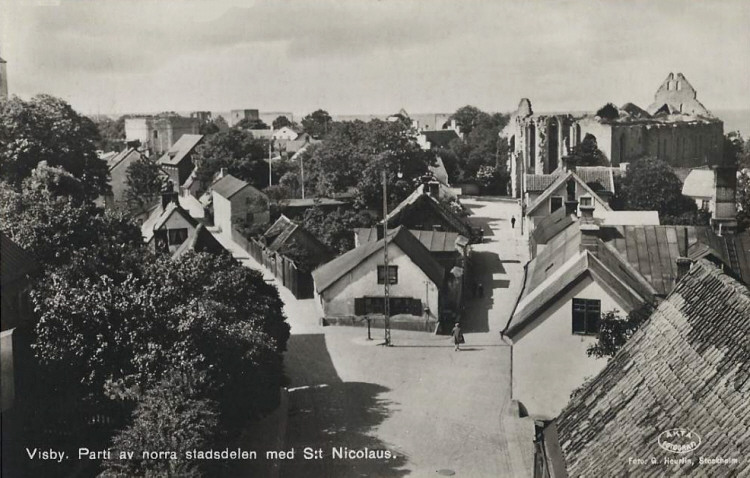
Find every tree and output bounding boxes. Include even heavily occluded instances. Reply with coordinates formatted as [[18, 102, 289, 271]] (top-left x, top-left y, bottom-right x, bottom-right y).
[[724, 131, 750, 169], [193, 129, 270, 189], [235, 117, 269, 130], [444, 106, 510, 183], [476, 165, 509, 195], [613, 157, 707, 225], [101, 370, 221, 478], [92, 115, 126, 152], [272, 115, 295, 130], [301, 109, 332, 139], [302, 119, 434, 211], [738, 169, 750, 232], [0, 174, 142, 269], [587, 305, 653, 358], [32, 252, 289, 422], [565, 133, 609, 167], [125, 154, 165, 213], [0, 94, 110, 198], [302, 207, 376, 253]]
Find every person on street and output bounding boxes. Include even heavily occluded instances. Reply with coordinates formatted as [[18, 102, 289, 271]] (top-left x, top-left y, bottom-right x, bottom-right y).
[[511, 216, 516, 229], [451, 322, 464, 351]]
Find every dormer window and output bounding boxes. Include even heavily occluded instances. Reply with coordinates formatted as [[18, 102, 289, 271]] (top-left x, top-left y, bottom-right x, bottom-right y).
[[579, 195, 593, 207]]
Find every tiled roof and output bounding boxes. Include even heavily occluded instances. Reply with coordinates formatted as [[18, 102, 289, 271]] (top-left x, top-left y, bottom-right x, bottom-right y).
[[1, 232, 40, 285], [212, 174, 257, 199], [553, 260, 750, 477], [158, 134, 203, 166], [355, 228, 464, 253], [525, 174, 557, 192], [681, 168, 714, 198], [312, 226, 444, 293], [575, 166, 615, 193]]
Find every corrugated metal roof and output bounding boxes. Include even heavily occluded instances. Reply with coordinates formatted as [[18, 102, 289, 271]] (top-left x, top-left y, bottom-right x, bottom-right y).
[[158, 134, 203, 166], [355, 228, 463, 252], [554, 260, 750, 477]]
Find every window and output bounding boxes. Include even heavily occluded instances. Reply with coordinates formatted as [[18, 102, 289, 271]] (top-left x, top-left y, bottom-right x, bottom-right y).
[[550, 196, 563, 213], [153, 130, 159, 139], [377, 265, 398, 284], [579, 195, 593, 207], [167, 228, 188, 245], [572, 298, 601, 335]]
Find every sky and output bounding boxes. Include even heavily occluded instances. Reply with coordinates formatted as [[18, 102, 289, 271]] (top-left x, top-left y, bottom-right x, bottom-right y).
[[1, 0, 749, 117]]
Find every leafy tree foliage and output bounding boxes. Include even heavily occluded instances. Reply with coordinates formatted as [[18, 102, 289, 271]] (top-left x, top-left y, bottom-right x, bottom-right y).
[[302, 207, 376, 253], [301, 109, 332, 139], [724, 131, 750, 169], [738, 169, 750, 232], [0, 94, 110, 197], [125, 154, 165, 213], [235, 117, 269, 130], [440, 105, 510, 183], [92, 115, 126, 152], [587, 305, 653, 358], [272, 115, 295, 130], [101, 370, 221, 478], [0, 174, 142, 269], [193, 129, 270, 189], [566, 133, 609, 167], [302, 119, 434, 211], [612, 157, 708, 225], [476, 165, 510, 195]]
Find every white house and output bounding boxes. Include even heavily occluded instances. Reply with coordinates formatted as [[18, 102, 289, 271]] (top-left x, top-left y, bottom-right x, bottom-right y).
[[272, 126, 299, 141], [211, 174, 269, 236], [312, 227, 445, 331], [504, 207, 748, 420]]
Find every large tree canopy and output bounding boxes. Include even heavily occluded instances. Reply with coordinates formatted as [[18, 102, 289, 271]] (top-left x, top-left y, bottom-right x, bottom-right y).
[[0, 95, 110, 197], [612, 157, 708, 225], [301, 119, 435, 211], [301, 109, 332, 139], [566, 133, 609, 167], [193, 129, 270, 189]]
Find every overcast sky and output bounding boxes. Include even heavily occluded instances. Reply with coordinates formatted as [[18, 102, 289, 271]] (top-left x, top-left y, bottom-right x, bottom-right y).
[[1, 0, 749, 116]]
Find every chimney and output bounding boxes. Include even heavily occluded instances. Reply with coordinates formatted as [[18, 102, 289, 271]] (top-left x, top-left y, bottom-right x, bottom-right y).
[[161, 180, 178, 209], [676, 257, 692, 282], [376, 224, 385, 240], [578, 204, 599, 253], [565, 199, 579, 216], [562, 155, 575, 173]]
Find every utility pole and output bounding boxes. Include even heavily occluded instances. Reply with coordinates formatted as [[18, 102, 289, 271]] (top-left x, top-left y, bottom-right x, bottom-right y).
[[300, 150, 305, 199], [382, 169, 391, 347], [268, 126, 274, 187]]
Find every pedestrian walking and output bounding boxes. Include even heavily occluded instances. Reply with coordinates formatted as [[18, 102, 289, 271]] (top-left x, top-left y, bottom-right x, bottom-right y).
[[511, 215, 516, 229], [451, 322, 464, 351]]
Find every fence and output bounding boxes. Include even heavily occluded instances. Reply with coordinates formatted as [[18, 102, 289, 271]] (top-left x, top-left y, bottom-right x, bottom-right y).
[[230, 228, 315, 299]]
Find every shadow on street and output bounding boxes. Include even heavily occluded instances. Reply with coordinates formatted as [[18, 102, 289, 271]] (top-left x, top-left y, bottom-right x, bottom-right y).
[[282, 334, 409, 477]]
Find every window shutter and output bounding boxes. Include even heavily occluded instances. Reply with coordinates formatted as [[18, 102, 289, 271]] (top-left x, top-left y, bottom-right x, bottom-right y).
[[354, 298, 365, 316]]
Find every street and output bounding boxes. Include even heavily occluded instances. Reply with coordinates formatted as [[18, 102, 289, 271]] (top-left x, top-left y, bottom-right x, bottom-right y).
[[275, 197, 534, 477]]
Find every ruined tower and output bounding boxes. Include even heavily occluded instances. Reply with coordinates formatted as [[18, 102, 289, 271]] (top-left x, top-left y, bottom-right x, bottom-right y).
[[647, 72, 711, 117]]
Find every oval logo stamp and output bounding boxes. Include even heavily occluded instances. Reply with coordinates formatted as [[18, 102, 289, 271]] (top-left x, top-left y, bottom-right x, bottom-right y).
[[657, 428, 701, 454]]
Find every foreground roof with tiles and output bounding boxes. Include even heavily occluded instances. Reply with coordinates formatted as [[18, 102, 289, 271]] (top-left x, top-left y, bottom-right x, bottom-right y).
[[544, 260, 750, 477]]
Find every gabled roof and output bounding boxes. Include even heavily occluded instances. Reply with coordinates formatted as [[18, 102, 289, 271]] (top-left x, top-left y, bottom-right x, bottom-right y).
[[552, 260, 750, 477], [158, 134, 203, 166], [355, 228, 464, 253], [1, 232, 40, 285], [681, 168, 714, 198], [531, 206, 576, 246], [385, 185, 471, 238], [212, 174, 262, 199], [312, 227, 445, 293], [108, 147, 141, 172], [524, 174, 558, 192], [172, 224, 225, 258], [140, 200, 198, 242], [575, 166, 615, 193], [526, 171, 612, 215]]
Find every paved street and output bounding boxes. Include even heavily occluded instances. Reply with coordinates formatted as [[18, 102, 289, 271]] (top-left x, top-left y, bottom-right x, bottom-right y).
[[272, 197, 534, 477]]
